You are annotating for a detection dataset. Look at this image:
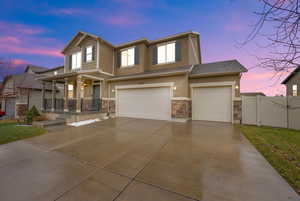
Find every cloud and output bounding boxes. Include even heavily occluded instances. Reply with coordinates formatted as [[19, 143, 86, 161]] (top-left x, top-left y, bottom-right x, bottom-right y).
[[48, 8, 87, 16], [10, 58, 27, 65], [224, 13, 248, 32], [99, 12, 147, 26], [0, 21, 63, 58], [0, 21, 46, 35]]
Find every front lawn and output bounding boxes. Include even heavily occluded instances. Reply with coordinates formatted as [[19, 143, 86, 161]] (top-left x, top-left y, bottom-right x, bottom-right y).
[[238, 125, 300, 194], [0, 122, 46, 145]]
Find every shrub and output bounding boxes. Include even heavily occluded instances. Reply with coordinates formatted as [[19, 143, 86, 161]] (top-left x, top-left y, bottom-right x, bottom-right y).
[[26, 106, 40, 124]]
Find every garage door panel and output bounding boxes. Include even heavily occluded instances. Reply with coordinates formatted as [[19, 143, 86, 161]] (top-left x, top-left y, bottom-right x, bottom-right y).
[[192, 87, 232, 122], [117, 87, 171, 120]]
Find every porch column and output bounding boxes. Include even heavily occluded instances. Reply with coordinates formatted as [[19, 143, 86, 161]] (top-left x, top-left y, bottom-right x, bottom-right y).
[[76, 76, 82, 113], [41, 81, 45, 111], [51, 80, 56, 112], [64, 78, 69, 112]]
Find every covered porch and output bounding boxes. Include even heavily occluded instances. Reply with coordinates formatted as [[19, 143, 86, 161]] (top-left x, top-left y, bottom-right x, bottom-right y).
[[40, 73, 105, 114]]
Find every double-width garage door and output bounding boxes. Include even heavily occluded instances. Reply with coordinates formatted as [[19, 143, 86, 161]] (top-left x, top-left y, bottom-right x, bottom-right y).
[[192, 86, 232, 122], [117, 87, 171, 120]]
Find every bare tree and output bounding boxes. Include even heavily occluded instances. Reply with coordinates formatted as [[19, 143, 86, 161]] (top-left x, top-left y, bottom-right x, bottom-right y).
[[245, 0, 300, 72]]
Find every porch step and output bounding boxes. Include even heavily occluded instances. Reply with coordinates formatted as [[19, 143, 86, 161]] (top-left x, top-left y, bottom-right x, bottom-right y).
[[33, 119, 66, 128]]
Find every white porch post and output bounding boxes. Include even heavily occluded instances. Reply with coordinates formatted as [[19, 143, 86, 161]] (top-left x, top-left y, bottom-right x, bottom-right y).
[[76, 76, 82, 113], [51, 80, 56, 112], [64, 78, 69, 112], [41, 82, 45, 111]]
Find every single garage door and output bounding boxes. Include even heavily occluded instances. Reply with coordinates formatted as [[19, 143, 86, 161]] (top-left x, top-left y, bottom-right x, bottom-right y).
[[192, 86, 232, 122], [117, 87, 171, 120]]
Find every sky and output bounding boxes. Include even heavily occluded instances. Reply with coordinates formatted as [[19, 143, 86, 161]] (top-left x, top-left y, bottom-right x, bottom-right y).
[[0, 0, 291, 95]]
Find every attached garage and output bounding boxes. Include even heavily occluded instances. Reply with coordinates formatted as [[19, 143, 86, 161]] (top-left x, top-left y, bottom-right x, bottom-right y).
[[116, 83, 172, 120], [191, 83, 234, 123]]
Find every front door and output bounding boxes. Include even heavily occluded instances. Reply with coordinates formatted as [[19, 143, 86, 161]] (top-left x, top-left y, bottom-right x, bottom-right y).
[[92, 85, 100, 111]]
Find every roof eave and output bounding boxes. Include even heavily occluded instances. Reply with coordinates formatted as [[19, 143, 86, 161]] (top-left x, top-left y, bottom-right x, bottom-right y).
[[189, 71, 242, 78]]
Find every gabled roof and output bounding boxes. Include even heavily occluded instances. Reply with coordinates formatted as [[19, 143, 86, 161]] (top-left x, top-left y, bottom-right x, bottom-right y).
[[190, 60, 247, 77], [281, 66, 300, 84], [36, 66, 64, 74], [24, 65, 48, 73], [62, 31, 200, 52]]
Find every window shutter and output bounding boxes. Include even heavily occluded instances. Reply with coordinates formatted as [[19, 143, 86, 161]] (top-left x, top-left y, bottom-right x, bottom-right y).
[[175, 41, 181, 62], [117, 51, 121, 68], [83, 48, 86, 62], [69, 55, 72, 69], [92, 46, 96, 61], [134, 46, 139, 65], [152, 46, 157, 65]]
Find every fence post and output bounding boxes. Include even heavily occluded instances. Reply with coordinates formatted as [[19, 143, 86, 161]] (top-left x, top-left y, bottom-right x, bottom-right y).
[[286, 96, 289, 129], [256, 95, 261, 126]]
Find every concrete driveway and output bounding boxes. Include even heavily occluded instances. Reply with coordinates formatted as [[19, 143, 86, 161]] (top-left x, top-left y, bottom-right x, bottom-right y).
[[0, 118, 298, 201]]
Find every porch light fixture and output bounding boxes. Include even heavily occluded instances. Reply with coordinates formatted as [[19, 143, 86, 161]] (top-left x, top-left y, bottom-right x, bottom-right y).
[[235, 85, 239, 89], [173, 86, 177, 90], [112, 89, 115, 93]]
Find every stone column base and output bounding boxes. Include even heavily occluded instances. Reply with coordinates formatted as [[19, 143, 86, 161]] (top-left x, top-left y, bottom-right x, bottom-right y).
[[102, 99, 115, 113], [171, 100, 191, 119], [233, 100, 242, 124]]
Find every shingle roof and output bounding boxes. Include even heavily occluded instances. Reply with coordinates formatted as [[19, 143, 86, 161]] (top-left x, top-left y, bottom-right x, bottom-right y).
[[24, 65, 48, 73], [12, 73, 52, 90], [281, 67, 300, 84], [108, 65, 193, 81], [190, 60, 248, 77]]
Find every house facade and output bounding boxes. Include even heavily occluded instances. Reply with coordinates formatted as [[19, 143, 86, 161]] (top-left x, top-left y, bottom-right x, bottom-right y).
[[40, 31, 247, 123], [282, 67, 300, 96], [0, 65, 64, 119]]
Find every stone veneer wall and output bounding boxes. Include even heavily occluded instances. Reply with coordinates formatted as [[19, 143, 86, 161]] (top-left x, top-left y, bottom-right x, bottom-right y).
[[16, 104, 27, 117], [233, 100, 242, 124], [102, 99, 115, 113], [171, 100, 191, 119]]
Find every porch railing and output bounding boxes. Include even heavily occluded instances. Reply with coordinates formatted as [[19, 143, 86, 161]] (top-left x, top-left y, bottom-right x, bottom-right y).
[[43, 98, 102, 112]]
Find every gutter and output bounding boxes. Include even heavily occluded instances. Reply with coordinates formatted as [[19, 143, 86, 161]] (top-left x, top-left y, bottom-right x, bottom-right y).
[[189, 71, 242, 78]]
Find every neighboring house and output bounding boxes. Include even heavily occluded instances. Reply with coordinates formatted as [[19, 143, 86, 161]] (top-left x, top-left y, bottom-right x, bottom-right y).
[[40, 31, 247, 123], [0, 82, 2, 110], [282, 66, 300, 96], [0, 65, 64, 119]]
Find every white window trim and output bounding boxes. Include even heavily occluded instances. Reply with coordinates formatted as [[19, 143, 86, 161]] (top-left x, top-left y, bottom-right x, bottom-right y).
[[86, 45, 93, 63], [292, 84, 298, 96], [121, 47, 135, 68], [71, 52, 82, 69], [156, 41, 176, 65]]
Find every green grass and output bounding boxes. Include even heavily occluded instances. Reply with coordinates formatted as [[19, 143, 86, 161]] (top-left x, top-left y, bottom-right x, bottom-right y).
[[0, 123, 46, 145], [237, 125, 300, 194]]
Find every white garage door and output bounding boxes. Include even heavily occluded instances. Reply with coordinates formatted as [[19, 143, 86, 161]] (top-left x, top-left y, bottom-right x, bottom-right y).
[[117, 87, 171, 120], [192, 86, 232, 122]]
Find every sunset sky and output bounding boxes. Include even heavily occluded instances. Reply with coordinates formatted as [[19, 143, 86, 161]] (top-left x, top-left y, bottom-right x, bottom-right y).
[[0, 0, 291, 95]]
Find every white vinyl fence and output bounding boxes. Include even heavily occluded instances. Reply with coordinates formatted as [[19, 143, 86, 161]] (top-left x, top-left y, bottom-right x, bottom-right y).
[[242, 95, 300, 130]]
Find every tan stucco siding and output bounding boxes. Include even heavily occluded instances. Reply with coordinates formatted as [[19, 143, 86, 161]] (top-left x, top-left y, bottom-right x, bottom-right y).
[[286, 72, 300, 96], [107, 74, 188, 98], [189, 74, 241, 98], [100, 42, 114, 74], [188, 35, 200, 65], [146, 37, 190, 71], [114, 43, 146, 76], [80, 36, 97, 70]]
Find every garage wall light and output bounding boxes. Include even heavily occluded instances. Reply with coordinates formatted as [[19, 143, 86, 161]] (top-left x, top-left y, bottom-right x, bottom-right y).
[[112, 89, 115, 93], [173, 86, 177, 90], [235, 85, 239, 89]]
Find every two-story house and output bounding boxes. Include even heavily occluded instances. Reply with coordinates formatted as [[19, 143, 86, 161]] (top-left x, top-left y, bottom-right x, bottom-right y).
[[282, 66, 300, 96], [40, 31, 247, 123]]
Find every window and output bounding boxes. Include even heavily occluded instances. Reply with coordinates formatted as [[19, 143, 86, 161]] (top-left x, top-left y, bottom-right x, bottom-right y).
[[68, 84, 74, 98], [157, 42, 175, 64], [71, 52, 82, 69], [86, 46, 93, 62], [121, 47, 135, 67], [292, 84, 298, 96]]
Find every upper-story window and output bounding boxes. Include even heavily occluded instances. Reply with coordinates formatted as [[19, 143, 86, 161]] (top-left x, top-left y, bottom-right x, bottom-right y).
[[86, 46, 93, 62], [292, 84, 298, 96], [157, 42, 175, 64], [71, 52, 82, 69], [121, 47, 135, 67]]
